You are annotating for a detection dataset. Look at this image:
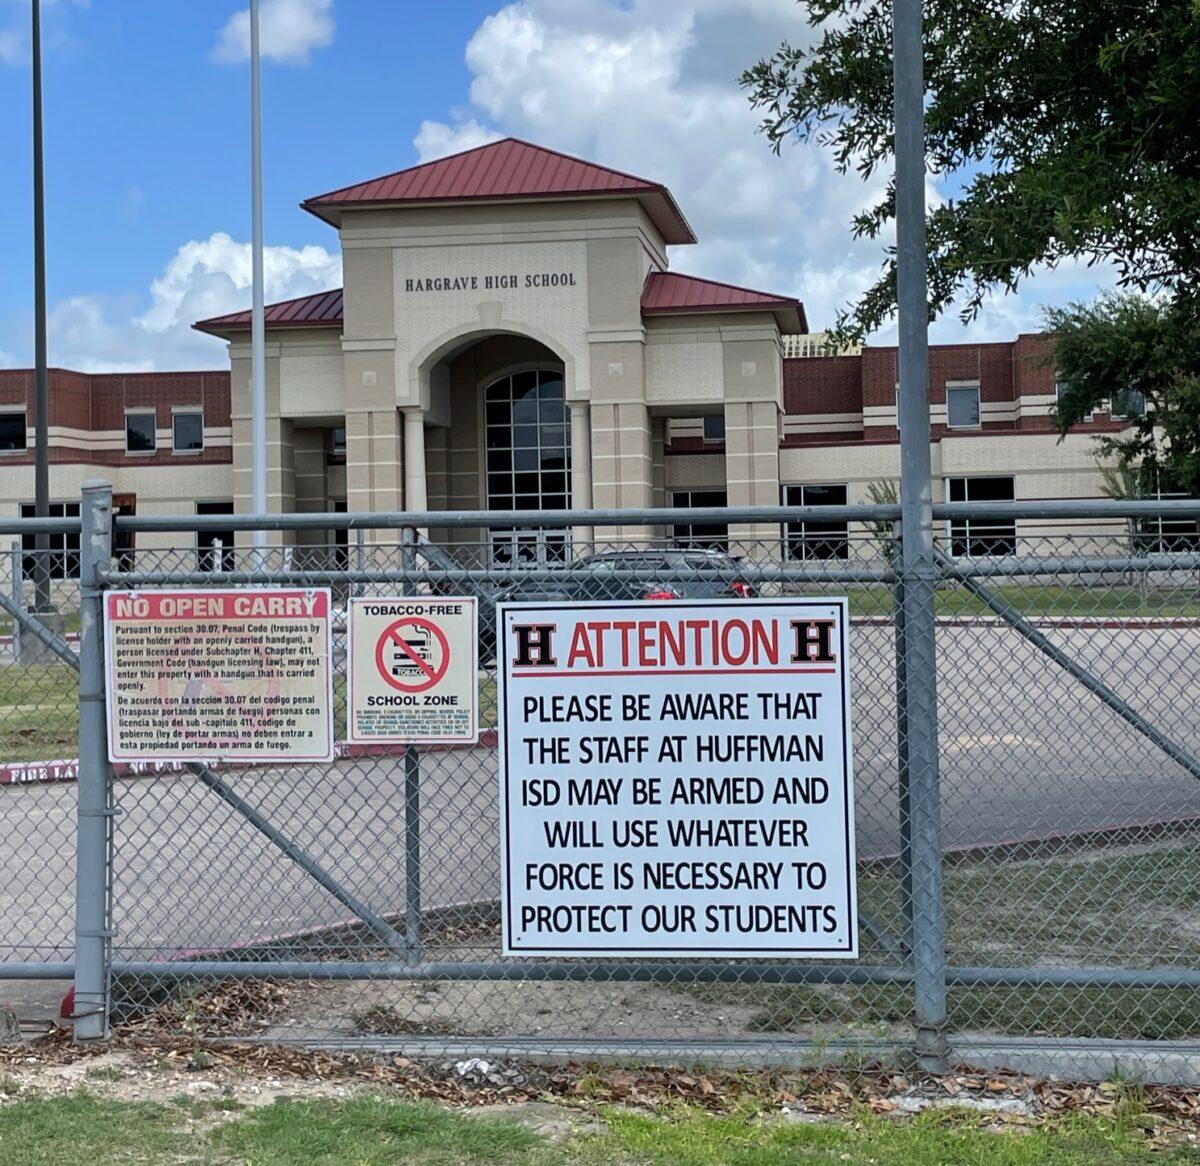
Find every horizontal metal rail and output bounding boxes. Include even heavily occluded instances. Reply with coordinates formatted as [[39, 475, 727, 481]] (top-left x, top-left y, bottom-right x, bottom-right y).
[[0, 962, 74, 980], [0, 516, 81, 535], [12, 960, 1200, 992], [93, 960, 1200, 990], [101, 565, 897, 587], [111, 499, 1200, 534]]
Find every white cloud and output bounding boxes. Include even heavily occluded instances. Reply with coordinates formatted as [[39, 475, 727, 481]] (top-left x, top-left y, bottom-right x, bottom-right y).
[[0, 0, 90, 66], [212, 0, 334, 66], [421, 0, 1109, 341], [0, 232, 341, 372], [414, 118, 503, 163]]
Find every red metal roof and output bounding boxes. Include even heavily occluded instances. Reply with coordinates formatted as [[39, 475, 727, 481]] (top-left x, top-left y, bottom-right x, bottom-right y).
[[641, 271, 807, 332], [193, 288, 344, 335], [302, 137, 697, 245]]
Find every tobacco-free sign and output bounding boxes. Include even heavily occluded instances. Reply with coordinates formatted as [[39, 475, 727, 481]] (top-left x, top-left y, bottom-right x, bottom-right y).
[[348, 597, 478, 744], [104, 588, 333, 763], [497, 598, 857, 958]]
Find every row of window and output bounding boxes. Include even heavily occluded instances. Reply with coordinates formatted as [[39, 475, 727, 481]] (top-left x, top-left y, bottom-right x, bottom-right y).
[[0, 409, 206, 454], [677, 477, 1197, 558]]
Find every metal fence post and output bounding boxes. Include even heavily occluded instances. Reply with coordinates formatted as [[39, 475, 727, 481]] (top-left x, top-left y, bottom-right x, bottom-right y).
[[10, 540, 21, 661], [893, 0, 948, 1071], [891, 523, 913, 959], [400, 526, 423, 960], [74, 480, 114, 1040]]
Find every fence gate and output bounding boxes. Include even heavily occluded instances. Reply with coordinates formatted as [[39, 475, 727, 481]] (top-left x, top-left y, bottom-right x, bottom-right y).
[[3, 484, 1200, 1081]]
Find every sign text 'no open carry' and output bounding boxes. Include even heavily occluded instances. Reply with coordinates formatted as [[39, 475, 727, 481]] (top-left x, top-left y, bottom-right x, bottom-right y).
[[348, 597, 478, 744], [498, 599, 857, 958], [104, 588, 334, 764]]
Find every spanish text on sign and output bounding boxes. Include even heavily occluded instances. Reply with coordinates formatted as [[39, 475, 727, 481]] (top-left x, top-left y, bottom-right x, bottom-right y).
[[104, 588, 333, 763]]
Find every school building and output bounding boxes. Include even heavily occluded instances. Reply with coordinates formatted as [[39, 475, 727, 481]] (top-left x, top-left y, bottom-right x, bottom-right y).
[[0, 137, 1147, 569]]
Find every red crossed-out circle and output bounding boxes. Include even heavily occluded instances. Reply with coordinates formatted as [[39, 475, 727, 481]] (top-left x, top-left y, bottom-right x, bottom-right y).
[[374, 616, 451, 693]]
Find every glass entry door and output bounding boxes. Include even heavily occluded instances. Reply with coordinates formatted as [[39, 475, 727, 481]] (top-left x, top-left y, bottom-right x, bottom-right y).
[[484, 368, 571, 566]]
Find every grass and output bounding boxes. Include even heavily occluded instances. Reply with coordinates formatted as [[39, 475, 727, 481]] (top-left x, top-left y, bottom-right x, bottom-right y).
[[0, 1092, 1191, 1166], [840, 582, 1200, 619], [0, 662, 78, 762]]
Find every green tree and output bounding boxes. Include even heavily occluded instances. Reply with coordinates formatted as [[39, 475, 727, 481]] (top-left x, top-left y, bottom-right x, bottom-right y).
[[1049, 294, 1200, 495], [741, 1, 1200, 338]]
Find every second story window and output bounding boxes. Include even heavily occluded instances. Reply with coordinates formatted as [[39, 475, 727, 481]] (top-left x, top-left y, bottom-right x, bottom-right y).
[[1111, 388, 1147, 420], [702, 414, 725, 442], [0, 408, 27, 452], [172, 410, 204, 453], [125, 410, 157, 454], [946, 383, 981, 429], [1055, 379, 1094, 423]]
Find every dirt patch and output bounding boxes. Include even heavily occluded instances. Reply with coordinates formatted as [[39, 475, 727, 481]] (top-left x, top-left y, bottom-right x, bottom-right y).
[[268, 975, 762, 1044]]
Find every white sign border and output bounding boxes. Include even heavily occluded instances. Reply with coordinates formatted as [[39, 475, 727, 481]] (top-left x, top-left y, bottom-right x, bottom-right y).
[[496, 596, 858, 959], [103, 586, 335, 766], [346, 595, 480, 745]]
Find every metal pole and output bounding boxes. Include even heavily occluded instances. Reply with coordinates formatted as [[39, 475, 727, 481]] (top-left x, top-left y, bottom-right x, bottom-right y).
[[10, 541, 21, 661], [400, 525, 423, 959], [74, 480, 113, 1039], [404, 745, 422, 961], [890, 524, 913, 959], [892, 0, 947, 1071], [31, 0, 51, 612], [249, 0, 268, 556]]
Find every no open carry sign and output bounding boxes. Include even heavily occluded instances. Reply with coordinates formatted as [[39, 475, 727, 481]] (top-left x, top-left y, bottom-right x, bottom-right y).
[[347, 597, 479, 744]]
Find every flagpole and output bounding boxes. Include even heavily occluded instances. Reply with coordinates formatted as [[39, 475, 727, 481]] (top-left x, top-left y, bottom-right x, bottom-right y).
[[249, 0, 267, 554], [31, 0, 51, 611]]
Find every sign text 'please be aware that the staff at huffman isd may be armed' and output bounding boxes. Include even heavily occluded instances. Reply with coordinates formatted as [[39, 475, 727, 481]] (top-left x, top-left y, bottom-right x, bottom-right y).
[[497, 598, 857, 958], [104, 588, 334, 764]]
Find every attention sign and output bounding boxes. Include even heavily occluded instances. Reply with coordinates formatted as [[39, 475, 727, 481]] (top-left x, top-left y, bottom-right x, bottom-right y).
[[104, 588, 333, 763], [497, 598, 857, 958], [347, 597, 478, 744]]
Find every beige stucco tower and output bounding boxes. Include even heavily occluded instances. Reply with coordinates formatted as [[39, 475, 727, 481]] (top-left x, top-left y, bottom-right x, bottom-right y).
[[196, 138, 807, 557]]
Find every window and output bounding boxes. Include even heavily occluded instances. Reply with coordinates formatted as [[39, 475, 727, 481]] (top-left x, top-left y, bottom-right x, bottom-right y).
[[946, 384, 981, 429], [1055, 379, 1093, 423], [125, 411, 157, 453], [946, 476, 1016, 556], [702, 414, 725, 442], [328, 426, 346, 462], [484, 369, 571, 566], [196, 502, 235, 572], [1135, 474, 1200, 553], [672, 489, 728, 550], [1111, 388, 1147, 420], [20, 502, 80, 580], [172, 410, 204, 453], [784, 484, 849, 560], [0, 409, 27, 452]]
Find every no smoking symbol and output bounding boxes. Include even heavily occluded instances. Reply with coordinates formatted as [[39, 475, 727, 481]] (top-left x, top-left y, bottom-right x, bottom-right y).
[[375, 617, 451, 693]]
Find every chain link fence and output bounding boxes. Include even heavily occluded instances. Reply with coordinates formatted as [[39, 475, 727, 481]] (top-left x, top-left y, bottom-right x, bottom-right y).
[[3, 492, 1200, 1079]]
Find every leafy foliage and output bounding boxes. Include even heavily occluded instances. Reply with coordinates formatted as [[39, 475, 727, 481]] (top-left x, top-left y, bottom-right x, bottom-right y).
[[741, 2, 1200, 338], [1049, 294, 1200, 495]]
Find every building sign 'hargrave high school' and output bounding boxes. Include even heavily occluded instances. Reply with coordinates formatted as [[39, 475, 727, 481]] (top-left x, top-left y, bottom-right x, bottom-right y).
[[0, 136, 1142, 562]]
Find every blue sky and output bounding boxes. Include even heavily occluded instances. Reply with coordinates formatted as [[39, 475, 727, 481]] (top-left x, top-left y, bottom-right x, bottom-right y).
[[0, 0, 1111, 371]]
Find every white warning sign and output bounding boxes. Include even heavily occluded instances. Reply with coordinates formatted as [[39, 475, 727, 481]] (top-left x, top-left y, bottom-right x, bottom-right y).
[[104, 588, 333, 763], [347, 597, 478, 744], [497, 598, 857, 958]]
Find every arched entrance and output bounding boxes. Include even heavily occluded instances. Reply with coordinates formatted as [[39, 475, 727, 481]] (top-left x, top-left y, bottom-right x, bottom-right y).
[[484, 367, 571, 566]]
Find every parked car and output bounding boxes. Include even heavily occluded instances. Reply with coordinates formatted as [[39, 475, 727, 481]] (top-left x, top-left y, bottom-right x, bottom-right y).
[[477, 546, 756, 660]]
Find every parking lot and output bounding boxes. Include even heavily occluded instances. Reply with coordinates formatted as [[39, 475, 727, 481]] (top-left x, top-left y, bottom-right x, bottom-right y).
[[4, 620, 1199, 964]]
